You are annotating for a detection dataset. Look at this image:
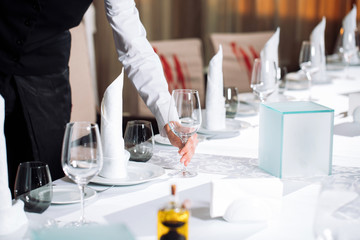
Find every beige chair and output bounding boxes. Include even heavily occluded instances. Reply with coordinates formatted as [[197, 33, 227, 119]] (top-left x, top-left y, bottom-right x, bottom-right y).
[[210, 31, 274, 93], [134, 38, 205, 117], [69, 21, 97, 122]]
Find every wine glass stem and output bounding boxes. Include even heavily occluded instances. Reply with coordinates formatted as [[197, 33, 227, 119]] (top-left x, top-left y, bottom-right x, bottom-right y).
[[305, 71, 312, 100], [78, 184, 86, 224], [180, 137, 188, 174]]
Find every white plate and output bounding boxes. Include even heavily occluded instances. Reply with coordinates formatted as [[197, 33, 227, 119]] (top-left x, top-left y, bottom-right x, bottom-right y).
[[51, 185, 96, 205], [154, 134, 172, 145], [90, 162, 165, 186], [154, 134, 206, 145], [198, 119, 250, 135]]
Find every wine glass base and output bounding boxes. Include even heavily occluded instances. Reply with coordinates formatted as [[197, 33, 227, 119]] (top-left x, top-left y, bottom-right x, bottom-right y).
[[64, 220, 98, 228], [168, 169, 197, 178]]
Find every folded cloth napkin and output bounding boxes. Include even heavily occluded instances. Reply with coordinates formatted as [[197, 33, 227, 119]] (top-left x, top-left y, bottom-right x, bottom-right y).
[[205, 45, 226, 130], [0, 94, 28, 236], [310, 17, 327, 83], [342, 4, 359, 64], [210, 178, 283, 222], [99, 69, 129, 179], [260, 27, 280, 68], [260, 27, 280, 92]]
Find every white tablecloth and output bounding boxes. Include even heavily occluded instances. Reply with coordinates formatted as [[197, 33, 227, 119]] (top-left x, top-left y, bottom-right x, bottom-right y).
[[15, 66, 360, 240]]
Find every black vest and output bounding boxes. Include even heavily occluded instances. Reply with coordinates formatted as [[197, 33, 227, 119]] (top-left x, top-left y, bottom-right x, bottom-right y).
[[0, 0, 92, 75]]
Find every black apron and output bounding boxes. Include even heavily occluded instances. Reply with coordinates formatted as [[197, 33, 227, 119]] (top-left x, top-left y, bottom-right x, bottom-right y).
[[0, 0, 92, 194]]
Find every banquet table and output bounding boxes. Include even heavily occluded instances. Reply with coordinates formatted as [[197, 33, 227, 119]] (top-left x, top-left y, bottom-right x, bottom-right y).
[[10, 65, 360, 240]]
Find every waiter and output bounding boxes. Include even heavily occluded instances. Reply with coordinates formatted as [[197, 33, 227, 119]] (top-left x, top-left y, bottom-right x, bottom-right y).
[[0, 0, 198, 195]]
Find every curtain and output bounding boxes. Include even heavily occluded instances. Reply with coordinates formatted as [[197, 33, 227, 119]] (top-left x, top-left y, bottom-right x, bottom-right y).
[[93, 0, 357, 113]]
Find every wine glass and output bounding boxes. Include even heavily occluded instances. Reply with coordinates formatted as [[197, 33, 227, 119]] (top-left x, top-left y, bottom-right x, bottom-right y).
[[14, 161, 53, 214], [313, 176, 360, 240], [124, 120, 154, 162], [339, 29, 360, 79], [168, 89, 202, 178], [61, 122, 103, 226], [250, 58, 278, 102], [299, 41, 319, 100]]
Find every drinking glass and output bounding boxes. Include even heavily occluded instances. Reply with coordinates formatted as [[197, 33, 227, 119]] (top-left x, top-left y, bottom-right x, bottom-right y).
[[223, 86, 239, 118], [313, 176, 360, 240], [168, 89, 202, 178], [299, 41, 319, 100], [124, 120, 154, 162], [339, 29, 360, 79], [61, 122, 103, 226], [250, 58, 278, 102], [14, 161, 52, 213]]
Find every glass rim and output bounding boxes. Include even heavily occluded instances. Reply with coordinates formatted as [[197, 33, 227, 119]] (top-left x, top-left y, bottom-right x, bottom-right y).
[[172, 89, 199, 94], [66, 121, 99, 128], [126, 120, 152, 126], [18, 161, 49, 169]]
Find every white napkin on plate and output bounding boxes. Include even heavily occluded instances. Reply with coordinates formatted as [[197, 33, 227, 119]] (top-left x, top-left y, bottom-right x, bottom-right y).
[[310, 17, 327, 83], [99, 69, 129, 179], [260, 27, 280, 67], [210, 178, 283, 222], [0, 94, 28, 236], [342, 4, 359, 64], [205, 45, 226, 130]]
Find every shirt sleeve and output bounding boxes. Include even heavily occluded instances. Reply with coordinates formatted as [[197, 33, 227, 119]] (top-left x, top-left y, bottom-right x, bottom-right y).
[[104, 0, 170, 136]]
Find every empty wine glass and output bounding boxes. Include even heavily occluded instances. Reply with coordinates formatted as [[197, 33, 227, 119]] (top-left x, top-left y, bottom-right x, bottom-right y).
[[168, 89, 202, 178], [250, 58, 278, 102], [299, 41, 319, 100], [61, 122, 103, 226], [339, 28, 360, 79], [14, 161, 53, 214]]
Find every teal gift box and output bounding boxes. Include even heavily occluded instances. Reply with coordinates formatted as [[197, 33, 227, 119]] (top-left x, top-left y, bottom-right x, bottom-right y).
[[259, 101, 334, 178]]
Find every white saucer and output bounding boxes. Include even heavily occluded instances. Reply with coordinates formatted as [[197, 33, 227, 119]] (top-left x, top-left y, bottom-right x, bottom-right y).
[[198, 119, 250, 135], [154, 134, 172, 145], [51, 185, 96, 205], [154, 134, 206, 145], [90, 162, 165, 186]]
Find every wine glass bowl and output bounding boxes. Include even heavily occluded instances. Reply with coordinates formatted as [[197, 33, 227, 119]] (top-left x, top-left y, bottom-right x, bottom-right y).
[[14, 161, 53, 214], [61, 122, 103, 226], [124, 120, 154, 162], [338, 28, 360, 78], [299, 41, 319, 100], [168, 89, 202, 177], [250, 58, 278, 102]]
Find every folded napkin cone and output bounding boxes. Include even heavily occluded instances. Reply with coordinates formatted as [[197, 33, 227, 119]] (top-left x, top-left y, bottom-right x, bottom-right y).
[[99, 69, 129, 179], [310, 17, 327, 83], [210, 178, 283, 222], [205, 45, 226, 130]]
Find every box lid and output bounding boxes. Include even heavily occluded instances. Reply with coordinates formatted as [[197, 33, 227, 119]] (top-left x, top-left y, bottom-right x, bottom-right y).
[[262, 101, 334, 114]]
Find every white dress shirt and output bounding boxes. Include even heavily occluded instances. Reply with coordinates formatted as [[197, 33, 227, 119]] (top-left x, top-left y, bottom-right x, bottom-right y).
[[104, 0, 171, 135]]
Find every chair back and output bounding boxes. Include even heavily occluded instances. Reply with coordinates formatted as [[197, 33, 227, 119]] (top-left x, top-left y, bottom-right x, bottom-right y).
[[210, 31, 274, 92], [136, 38, 205, 117]]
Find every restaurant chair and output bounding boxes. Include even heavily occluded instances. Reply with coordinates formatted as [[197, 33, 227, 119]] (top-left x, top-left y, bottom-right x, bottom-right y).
[[210, 31, 275, 92], [69, 21, 97, 123], [128, 38, 206, 118]]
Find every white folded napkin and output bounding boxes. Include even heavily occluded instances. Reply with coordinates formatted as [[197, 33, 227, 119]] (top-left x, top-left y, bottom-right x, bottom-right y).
[[99, 69, 129, 179], [205, 44, 226, 130], [260, 28, 280, 91], [0, 94, 28, 236], [260, 27, 280, 67], [210, 178, 283, 222], [342, 4, 359, 64], [310, 17, 327, 83]]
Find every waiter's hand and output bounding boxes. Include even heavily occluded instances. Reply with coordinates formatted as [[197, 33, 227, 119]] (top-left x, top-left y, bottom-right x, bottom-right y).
[[164, 124, 198, 166]]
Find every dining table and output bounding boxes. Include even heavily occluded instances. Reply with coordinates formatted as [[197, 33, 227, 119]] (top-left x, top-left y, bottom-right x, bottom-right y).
[[10, 64, 360, 240]]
